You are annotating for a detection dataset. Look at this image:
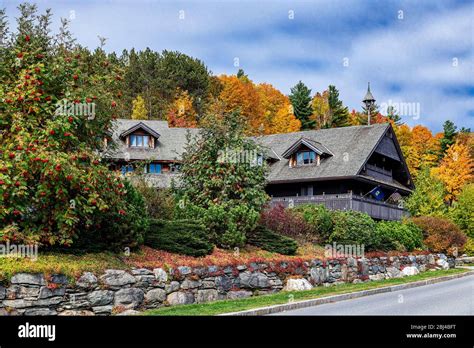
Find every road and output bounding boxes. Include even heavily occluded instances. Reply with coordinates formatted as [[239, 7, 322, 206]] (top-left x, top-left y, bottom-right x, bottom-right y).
[[272, 274, 474, 315]]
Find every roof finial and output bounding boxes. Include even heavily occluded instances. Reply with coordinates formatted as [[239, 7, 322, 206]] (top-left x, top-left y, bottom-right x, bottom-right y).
[[362, 82, 376, 126]]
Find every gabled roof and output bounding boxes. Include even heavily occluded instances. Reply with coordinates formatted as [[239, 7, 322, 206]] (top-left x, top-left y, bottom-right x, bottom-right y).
[[104, 119, 200, 161], [119, 121, 162, 139], [254, 123, 402, 185], [281, 137, 333, 159]]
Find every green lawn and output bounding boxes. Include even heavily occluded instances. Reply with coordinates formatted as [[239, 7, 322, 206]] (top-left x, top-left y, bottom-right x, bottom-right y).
[[144, 268, 470, 316]]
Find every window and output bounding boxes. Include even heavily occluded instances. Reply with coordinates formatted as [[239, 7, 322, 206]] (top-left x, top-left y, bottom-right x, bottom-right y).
[[146, 163, 161, 174], [121, 165, 134, 175], [129, 135, 150, 148], [296, 151, 316, 165]]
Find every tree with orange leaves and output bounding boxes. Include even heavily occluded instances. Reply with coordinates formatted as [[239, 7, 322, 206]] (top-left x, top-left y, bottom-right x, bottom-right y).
[[410, 125, 441, 175], [167, 89, 198, 128], [432, 141, 474, 203]]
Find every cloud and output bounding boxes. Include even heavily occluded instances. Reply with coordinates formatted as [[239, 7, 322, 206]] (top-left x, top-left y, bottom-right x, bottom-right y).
[[3, 0, 473, 131]]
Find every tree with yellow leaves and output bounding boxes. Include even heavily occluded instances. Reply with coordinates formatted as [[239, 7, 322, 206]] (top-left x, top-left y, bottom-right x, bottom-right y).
[[432, 141, 474, 203], [271, 104, 302, 134], [167, 90, 198, 128], [311, 91, 330, 129], [131, 95, 148, 120]]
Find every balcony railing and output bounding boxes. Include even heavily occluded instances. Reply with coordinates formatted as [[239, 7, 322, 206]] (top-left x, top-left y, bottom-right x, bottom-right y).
[[270, 192, 407, 221]]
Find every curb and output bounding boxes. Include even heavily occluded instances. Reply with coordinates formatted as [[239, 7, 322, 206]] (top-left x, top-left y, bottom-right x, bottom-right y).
[[220, 270, 474, 316]]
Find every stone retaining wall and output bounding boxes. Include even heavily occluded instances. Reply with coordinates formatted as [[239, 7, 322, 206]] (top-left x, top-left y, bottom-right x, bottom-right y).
[[0, 253, 454, 316]]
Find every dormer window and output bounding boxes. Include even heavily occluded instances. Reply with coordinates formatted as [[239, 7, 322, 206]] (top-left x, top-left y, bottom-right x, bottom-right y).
[[130, 134, 150, 148], [296, 151, 316, 166]]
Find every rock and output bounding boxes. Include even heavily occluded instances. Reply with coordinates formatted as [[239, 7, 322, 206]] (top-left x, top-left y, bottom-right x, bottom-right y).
[[309, 267, 328, 284], [226, 290, 252, 300], [100, 270, 136, 288], [177, 266, 192, 275], [283, 278, 313, 291], [402, 266, 420, 276], [385, 267, 403, 279], [58, 310, 95, 316], [238, 272, 270, 289], [436, 259, 449, 270], [352, 279, 363, 284], [114, 288, 144, 310], [427, 254, 436, 265], [7, 285, 41, 299], [165, 281, 180, 294], [166, 291, 194, 305], [358, 259, 369, 276], [369, 273, 385, 281], [145, 289, 166, 304], [438, 253, 447, 260], [0, 286, 5, 300], [202, 280, 216, 289], [11, 273, 46, 286], [236, 265, 247, 271], [2, 299, 33, 309], [196, 289, 219, 303], [38, 286, 66, 299], [64, 292, 90, 309], [76, 272, 98, 289], [88, 290, 114, 306], [134, 275, 155, 287], [131, 268, 153, 276], [418, 264, 426, 272], [50, 274, 68, 285], [116, 309, 140, 316], [215, 276, 233, 292], [153, 268, 168, 283], [269, 278, 283, 287], [92, 305, 113, 315], [180, 279, 201, 289], [24, 308, 57, 316]]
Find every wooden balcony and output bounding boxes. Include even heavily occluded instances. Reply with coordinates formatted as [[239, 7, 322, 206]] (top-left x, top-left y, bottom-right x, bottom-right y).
[[269, 193, 408, 221]]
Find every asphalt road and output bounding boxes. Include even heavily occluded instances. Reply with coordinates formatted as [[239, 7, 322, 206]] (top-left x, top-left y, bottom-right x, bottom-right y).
[[273, 274, 474, 315]]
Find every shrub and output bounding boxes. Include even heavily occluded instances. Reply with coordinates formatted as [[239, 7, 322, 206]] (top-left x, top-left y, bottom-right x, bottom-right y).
[[462, 237, 474, 256], [374, 221, 424, 252], [133, 180, 175, 220], [329, 211, 377, 250], [145, 219, 214, 257], [411, 216, 467, 253], [246, 225, 298, 255], [260, 204, 317, 243], [293, 204, 333, 243]]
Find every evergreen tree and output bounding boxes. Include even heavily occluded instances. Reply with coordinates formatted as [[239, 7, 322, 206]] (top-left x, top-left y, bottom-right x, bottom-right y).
[[387, 105, 403, 125], [327, 85, 350, 128], [440, 120, 457, 156], [131, 95, 148, 119], [289, 81, 314, 130], [360, 100, 380, 125]]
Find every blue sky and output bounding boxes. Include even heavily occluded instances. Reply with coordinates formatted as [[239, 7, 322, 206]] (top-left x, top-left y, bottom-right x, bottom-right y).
[[3, 0, 473, 132]]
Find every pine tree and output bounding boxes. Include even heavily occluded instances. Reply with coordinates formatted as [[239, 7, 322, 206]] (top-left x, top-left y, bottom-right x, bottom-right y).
[[327, 85, 350, 128], [289, 81, 314, 130], [440, 120, 457, 156], [131, 95, 148, 119], [360, 101, 380, 125], [387, 105, 403, 125]]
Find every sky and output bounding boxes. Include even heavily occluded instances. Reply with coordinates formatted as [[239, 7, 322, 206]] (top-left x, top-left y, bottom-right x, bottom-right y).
[[3, 0, 474, 132]]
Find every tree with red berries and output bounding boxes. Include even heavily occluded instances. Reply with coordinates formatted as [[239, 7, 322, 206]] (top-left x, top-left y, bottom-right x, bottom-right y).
[[0, 4, 147, 250]]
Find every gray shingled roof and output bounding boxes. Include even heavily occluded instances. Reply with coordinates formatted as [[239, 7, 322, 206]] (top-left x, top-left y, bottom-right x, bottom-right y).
[[254, 123, 391, 183], [104, 119, 199, 161]]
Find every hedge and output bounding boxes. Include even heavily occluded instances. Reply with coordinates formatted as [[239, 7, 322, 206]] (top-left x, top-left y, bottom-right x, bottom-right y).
[[145, 219, 214, 257], [247, 225, 298, 255]]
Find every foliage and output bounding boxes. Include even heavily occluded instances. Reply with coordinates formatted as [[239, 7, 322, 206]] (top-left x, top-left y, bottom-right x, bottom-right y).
[[404, 167, 447, 217], [289, 81, 314, 130], [246, 225, 298, 255], [327, 85, 350, 128], [311, 91, 330, 129], [174, 111, 268, 248], [449, 183, 474, 237], [167, 89, 198, 128], [260, 204, 318, 243], [462, 237, 474, 256], [432, 141, 473, 203], [329, 211, 377, 250], [131, 95, 148, 120], [440, 120, 457, 156], [133, 179, 175, 220], [374, 220, 424, 252], [386, 105, 403, 125], [145, 219, 214, 257], [292, 204, 333, 243], [411, 216, 467, 254], [0, 4, 146, 250]]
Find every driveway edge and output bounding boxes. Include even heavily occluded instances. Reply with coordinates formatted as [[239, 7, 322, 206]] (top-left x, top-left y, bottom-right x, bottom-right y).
[[220, 270, 474, 316]]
